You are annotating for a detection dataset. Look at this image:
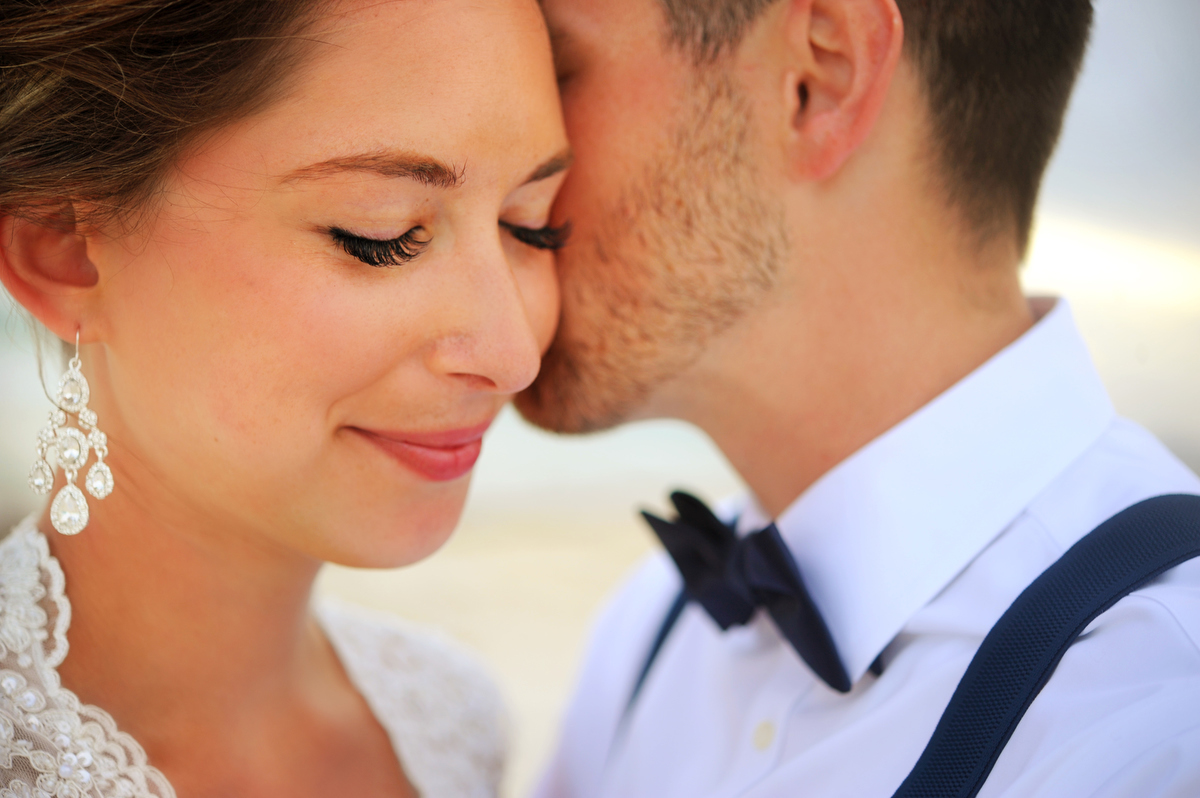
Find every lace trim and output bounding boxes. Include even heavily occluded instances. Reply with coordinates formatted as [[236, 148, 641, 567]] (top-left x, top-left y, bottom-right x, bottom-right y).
[[316, 599, 508, 798], [0, 518, 507, 798], [0, 517, 174, 798]]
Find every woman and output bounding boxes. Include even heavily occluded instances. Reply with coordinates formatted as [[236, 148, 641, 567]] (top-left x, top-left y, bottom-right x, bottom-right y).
[[0, 0, 568, 795]]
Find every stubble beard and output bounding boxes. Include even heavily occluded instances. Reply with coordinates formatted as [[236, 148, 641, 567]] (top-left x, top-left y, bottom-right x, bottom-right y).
[[517, 72, 788, 434]]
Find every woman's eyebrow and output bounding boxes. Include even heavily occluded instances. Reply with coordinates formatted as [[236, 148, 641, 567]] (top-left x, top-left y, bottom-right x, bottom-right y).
[[282, 151, 465, 188], [525, 148, 574, 185]]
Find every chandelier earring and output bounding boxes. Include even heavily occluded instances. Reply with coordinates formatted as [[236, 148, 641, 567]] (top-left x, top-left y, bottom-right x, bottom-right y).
[[28, 331, 115, 535]]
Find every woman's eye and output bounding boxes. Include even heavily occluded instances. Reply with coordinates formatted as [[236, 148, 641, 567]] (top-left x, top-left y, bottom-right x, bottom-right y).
[[329, 227, 430, 267], [501, 220, 573, 251]]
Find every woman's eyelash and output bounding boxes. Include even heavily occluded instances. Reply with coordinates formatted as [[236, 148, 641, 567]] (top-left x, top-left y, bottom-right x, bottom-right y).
[[330, 227, 430, 267], [329, 221, 569, 267], [501, 220, 573, 251]]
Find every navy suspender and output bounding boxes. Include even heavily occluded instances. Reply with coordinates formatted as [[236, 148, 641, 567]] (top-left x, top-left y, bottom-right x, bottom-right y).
[[892, 493, 1200, 797], [626, 493, 1200, 797], [627, 589, 688, 711]]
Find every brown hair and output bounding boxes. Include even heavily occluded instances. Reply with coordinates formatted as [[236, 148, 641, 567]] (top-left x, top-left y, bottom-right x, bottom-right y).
[[657, 0, 1094, 251], [658, 0, 781, 61], [0, 0, 325, 228]]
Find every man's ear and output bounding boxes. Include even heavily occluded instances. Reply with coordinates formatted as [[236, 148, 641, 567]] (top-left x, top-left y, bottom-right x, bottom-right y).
[[0, 209, 101, 341], [781, 0, 903, 181]]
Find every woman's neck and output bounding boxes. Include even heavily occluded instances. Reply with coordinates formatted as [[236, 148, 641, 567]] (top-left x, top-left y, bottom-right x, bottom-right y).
[[40, 475, 417, 797], [43, 486, 329, 749]]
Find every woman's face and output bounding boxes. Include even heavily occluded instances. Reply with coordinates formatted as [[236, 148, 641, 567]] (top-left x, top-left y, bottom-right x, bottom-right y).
[[82, 0, 566, 566]]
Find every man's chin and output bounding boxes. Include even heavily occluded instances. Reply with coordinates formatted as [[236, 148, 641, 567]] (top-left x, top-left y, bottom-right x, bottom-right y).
[[514, 377, 614, 436], [513, 386, 569, 434], [515, 348, 641, 435]]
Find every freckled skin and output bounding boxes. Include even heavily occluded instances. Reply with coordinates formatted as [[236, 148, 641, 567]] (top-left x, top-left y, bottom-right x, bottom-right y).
[[82, 0, 567, 567], [0, 1, 569, 795]]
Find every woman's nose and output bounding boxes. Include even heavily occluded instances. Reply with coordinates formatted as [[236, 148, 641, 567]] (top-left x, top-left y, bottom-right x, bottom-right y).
[[426, 239, 549, 396]]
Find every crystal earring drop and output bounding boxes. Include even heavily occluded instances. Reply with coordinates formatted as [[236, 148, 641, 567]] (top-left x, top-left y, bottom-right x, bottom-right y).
[[28, 331, 114, 535]]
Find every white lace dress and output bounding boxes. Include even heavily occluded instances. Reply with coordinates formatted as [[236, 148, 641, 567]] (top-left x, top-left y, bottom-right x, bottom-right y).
[[0, 517, 508, 798]]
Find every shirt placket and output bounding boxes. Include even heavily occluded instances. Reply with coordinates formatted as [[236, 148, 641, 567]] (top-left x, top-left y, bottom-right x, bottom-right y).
[[718, 656, 814, 798]]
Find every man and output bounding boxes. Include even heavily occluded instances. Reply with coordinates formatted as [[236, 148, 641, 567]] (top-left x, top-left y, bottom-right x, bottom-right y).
[[518, 0, 1200, 796]]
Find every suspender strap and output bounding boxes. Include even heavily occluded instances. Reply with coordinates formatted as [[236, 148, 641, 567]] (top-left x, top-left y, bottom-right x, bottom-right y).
[[626, 589, 688, 713], [892, 493, 1200, 798]]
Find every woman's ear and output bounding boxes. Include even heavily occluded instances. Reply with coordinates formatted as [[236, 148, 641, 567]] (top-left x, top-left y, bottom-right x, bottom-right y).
[[0, 208, 101, 341], [781, 0, 903, 182]]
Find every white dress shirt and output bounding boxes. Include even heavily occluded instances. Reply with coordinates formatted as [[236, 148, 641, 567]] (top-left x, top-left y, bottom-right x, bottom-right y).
[[534, 300, 1200, 798]]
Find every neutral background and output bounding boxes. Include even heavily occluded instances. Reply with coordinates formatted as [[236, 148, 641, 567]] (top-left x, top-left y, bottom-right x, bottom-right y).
[[1, 1, 1197, 794]]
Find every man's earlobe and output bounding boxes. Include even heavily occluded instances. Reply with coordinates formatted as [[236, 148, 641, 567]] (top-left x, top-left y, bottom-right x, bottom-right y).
[[783, 0, 903, 182], [0, 209, 100, 341]]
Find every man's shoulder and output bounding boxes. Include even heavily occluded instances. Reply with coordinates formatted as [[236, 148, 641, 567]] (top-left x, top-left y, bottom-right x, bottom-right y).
[[1024, 414, 1200, 653], [1028, 416, 1200, 551], [988, 558, 1200, 798], [568, 550, 687, 702], [586, 552, 683, 669], [528, 553, 685, 798], [984, 418, 1200, 796]]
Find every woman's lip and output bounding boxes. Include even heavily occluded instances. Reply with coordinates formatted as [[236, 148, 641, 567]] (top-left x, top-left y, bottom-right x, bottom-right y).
[[352, 421, 493, 482]]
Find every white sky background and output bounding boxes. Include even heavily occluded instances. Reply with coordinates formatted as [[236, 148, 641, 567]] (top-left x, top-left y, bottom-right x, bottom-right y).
[[1041, 0, 1199, 251], [0, 1, 1197, 792]]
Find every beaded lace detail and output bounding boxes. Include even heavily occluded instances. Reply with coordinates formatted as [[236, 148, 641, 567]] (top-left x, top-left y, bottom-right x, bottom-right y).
[[316, 601, 509, 798], [0, 517, 508, 798], [0, 518, 173, 798]]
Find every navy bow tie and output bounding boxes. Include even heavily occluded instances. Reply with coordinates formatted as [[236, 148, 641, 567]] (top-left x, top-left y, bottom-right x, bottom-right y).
[[642, 491, 852, 693]]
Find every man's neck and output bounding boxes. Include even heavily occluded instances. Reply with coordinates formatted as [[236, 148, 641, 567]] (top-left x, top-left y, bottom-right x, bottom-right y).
[[656, 222, 1034, 518]]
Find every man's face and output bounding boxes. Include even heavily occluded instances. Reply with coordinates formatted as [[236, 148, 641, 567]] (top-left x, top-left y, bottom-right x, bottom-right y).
[[516, 0, 788, 433]]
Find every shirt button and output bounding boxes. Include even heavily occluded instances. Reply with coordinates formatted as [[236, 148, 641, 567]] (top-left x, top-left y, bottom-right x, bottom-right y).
[[753, 721, 776, 751]]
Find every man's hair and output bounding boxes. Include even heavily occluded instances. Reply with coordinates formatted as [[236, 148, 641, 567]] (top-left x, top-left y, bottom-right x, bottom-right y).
[[658, 0, 782, 61], [659, 0, 1094, 252]]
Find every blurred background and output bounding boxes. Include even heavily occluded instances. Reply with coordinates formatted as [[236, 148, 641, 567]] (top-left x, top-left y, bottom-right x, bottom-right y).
[[0, 0, 1196, 794]]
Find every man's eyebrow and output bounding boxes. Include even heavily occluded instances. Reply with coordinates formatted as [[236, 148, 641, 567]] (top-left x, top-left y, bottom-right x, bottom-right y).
[[282, 151, 465, 188], [525, 149, 574, 185]]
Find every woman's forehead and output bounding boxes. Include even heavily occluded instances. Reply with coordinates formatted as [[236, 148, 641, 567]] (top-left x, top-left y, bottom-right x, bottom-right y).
[[251, 0, 565, 177], [154, 0, 565, 206]]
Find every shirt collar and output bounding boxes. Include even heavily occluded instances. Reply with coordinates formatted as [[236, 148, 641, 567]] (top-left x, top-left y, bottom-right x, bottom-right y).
[[736, 299, 1116, 684]]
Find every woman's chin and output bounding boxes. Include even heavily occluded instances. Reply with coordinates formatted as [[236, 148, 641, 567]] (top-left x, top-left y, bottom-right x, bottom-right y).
[[316, 492, 469, 570]]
